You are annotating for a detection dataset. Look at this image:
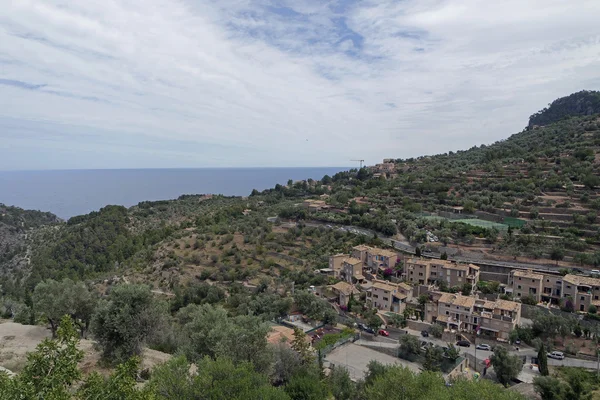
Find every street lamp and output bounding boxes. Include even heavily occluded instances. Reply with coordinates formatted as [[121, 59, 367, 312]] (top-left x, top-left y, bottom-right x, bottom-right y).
[[474, 325, 481, 372]]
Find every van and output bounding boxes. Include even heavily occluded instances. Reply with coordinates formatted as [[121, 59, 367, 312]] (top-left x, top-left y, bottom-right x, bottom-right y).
[[591, 270, 600, 275], [548, 351, 565, 360]]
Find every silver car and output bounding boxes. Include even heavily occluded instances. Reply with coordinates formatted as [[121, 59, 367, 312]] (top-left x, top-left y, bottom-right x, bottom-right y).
[[548, 351, 565, 360], [475, 344, 491, 351]]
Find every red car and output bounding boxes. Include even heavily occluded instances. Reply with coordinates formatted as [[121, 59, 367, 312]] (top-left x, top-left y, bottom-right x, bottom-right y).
[[378, 329, 389, 336]]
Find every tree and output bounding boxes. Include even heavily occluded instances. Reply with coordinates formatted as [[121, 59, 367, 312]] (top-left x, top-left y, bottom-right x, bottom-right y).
[[538, 343, 549, 376], [520, 295, 538, 306], [490, 346, 523, 386], [364, 360, 390, 387], [179, 304, 272, 373], [91, 284, 168, 364], [423, 346, 443, 372], [429, 324, 443, 339], [367, 313, 382, 332], [444, 343, 461, 362], [461, 282, 472, 296], [78, 357, 154, 400], [440, 251, 448, 260], [329, 365, 356, 400], [417, 294, 429, 307], [550, 247, 565, 264], [0, 315, 83, 400], [388, 313, 406, 328], [534, 376, 566, 400], [583, 173, 600, 189], [291, 327, 314, 365], [151, 356, 289, 400], [560, 297, 574, 313], [271, 344, 302, 386], [285, 366, 328, 400], [0, 316, 154, 400], [33, 278, 96, 337], [399, 334, 420, 360], [589, 304, 597, 314], [415, 247, 421, 257]]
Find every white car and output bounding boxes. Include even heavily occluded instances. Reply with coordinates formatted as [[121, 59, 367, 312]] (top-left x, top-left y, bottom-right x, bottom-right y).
[[475, 344, 491, 351], [548, 351, 565, 360]]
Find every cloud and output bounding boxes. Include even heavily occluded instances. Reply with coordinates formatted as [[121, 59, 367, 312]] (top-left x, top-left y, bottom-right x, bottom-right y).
[[0, 0, 599, 170]]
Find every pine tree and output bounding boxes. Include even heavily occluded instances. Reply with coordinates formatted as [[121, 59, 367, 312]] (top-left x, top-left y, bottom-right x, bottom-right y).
[[538, 343, 549, 376], [291, 327, 314, 365]]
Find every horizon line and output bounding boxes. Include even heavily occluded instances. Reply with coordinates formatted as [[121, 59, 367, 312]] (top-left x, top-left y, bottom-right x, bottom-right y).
[[0, 166, 355, 173]]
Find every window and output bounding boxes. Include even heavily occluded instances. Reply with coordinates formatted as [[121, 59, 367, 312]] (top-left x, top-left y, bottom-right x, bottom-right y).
[[581, 296, 585, 301], [446, 311, 449, 315], [383, 297, 389, 301], [517, 285, 522, 289], [532, 279, 535, 283], [419, 272, 423, 276], [431, 272, 437, 276], [518, 277, 521, 280], [567, 285, 571, 289], [595, 296, 599, 300]]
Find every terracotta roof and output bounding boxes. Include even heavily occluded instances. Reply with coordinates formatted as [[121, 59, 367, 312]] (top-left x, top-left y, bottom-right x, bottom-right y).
[[343, 257, 363, 266], [353, 245, 371, 252], [494, 299, 521, 312], [436, 315, 449, 323], [452, 296, 476, 308], [393, 293, 408, 300], [372, 280, 398, 292], [331, 281, 358, 296], [368, 248, 397, 258], [267, 325, 296, 345], [513, 270, 543, 280], [438, 292, 456, 304], [563, 274, 600, 287], [467, 263, 480, 271], [398, 282, 412, 291]]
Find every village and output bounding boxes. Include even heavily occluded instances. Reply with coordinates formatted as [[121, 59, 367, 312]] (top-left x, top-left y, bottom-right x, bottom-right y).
[[265, 240, 600, 391]]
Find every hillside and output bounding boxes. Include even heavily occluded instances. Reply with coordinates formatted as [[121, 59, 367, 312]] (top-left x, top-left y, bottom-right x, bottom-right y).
[[528, 90, 600, 128], [2, 91, 600, 297]]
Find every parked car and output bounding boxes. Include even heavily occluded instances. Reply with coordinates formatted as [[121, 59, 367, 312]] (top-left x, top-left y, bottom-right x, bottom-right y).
[[514, 338, 521, 345], [421, 330, 429, 337], [364, 326, 375, 334], [456, 340, 471, 347], [548, 351, 565, 360], [358, 323, 368, 331], [476, 344, 491, 351], [378, 329, 389, 336]]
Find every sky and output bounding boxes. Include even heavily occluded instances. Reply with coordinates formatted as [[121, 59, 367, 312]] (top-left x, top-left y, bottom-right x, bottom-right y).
[[1, 0, 600, 170]]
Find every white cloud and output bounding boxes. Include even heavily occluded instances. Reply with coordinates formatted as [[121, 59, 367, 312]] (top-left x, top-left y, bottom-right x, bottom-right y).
[[0, 0, 599, 170]]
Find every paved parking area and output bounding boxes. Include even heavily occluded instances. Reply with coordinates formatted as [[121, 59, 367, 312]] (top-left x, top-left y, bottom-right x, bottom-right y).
[[325, 343, 421, 381]]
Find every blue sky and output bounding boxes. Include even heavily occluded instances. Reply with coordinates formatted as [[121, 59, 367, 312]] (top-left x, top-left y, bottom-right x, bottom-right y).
[[1, 0, 600, 170]]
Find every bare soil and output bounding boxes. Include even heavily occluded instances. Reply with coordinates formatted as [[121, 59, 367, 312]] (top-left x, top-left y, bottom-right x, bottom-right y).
[[0, 320, 170, 375]]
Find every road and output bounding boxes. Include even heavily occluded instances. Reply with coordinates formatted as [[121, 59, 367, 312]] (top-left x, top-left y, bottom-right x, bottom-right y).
[[357, 327, 600, 371], [301, 220, 566, 273]]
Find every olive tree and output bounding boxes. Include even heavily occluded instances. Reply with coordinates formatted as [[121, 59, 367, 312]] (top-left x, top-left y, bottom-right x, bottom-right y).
[[91, 284, 168, 364], [33, 278, 96, 337]]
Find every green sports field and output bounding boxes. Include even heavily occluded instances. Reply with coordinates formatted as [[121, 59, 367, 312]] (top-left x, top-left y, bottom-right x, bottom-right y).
[[453, 219, 509, 231]]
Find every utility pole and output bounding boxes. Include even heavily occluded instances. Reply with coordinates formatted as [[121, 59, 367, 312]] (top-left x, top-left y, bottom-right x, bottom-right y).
[[596, 348, 600, 380]]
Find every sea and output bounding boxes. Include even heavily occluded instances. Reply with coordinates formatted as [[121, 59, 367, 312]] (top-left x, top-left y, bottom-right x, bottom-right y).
[[0, 168, 349, 220]]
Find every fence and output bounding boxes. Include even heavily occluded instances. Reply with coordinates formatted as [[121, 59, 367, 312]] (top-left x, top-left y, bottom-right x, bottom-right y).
[[318, 335, 358, 357]]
